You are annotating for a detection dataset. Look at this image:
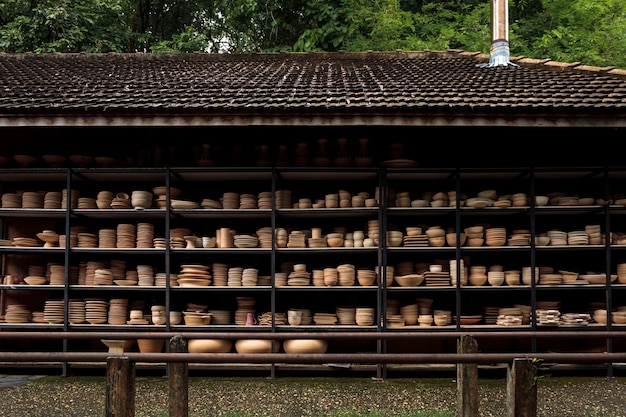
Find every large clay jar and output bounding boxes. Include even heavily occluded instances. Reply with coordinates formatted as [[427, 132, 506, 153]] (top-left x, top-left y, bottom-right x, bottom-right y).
[[235, 339, 281, 353], [283, 339, 328, 354], [188, 339, 233, 353]]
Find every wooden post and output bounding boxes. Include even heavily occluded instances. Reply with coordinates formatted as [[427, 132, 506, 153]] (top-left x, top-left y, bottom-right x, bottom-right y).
[[106, 356, 135, 417], [457, 335, 479, 417], [168, 336, 189, 417], [507, 358, 537, 417]]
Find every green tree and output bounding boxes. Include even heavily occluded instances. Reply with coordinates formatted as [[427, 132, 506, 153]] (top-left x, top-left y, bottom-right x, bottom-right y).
[[0, 0, 624, 68]]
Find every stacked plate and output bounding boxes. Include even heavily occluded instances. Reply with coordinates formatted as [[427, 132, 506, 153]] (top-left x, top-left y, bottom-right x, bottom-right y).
[[337, 264, 355, 286], [567, 230, 589, 245], [85, 298, 109, 324], [5, 304, 32, 323], [211, 263, 228, 286], [496, 307, 523, 326], [116, 223, 136, 248], [1, 193, 21, 208], [386, 314, 405, 327], [208, 310, 232, 325], [400, 303, 418, 325], [94, 268, 113, 285], [560, 313, 592, 326], [274, 190, 292, 209], [403, 234, 428, 247], [98, 229, 117, 248], [137, 264, 155, 286], [177, 264, 211, 286], [43, 301, 64, 324], [507, 229, 531, 246], [108, 299, 129, 325], [256, 227, 273, 248], [257, 191, 273, 209], [44, 191, 63, 209], [238, 193, 257, 209], [313, 312, 337, 325], [539, 273, 563, 285], [77, 197, 97, 209], [48, 264, 65, 285], [288, 269, 310, 286], [221, 192, 240, 209], [241, 268, 258, 286], [547, 229, 568, 246], [12, 237, 40, 247], [485, 227, 507, 246], [356, 268, 376, 286], [136, 222, 155, 248], [355, 307, 375, 326], [21, 191, 44, 208], [68, 299, 86, 324], [286, 230, 306, 248], [84, 261, 105, 285], [336, 307, 356, 325], [234, 234, 258, 248], [227, 267, 243, 286], [536, 309, 560, 326]]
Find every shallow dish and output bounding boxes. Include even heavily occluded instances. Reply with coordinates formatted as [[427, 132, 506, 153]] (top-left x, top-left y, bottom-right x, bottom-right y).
[[394, 274, 425, 287], [24, 276, 47, 285]]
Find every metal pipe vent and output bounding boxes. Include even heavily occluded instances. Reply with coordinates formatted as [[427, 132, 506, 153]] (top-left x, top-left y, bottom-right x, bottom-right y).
[[478, 0, 519, 67]]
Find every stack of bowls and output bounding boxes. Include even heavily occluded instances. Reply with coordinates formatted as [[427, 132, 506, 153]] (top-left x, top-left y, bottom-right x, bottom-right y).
[[131, 190, 153, 209], [355, 307, 375, 326]]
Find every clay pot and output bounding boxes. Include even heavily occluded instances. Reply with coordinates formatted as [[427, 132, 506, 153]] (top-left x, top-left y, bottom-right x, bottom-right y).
[[235, 339, 281, 353], [283, 339, 328, 354], [188, 339, 233, 353], [137, 338, 165, 353]]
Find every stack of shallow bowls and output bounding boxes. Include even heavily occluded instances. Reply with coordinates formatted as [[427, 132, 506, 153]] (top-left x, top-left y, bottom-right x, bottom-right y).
[[418, 314, 433, 327], [356, 269, 376, 286], [487, 270, 505, 286], [355, 307, 375, 326], [386, 230, 403, 247], [485, 227, 507, 246], [468, 266, 487, 286], [326, 232, 344, 247], [400, 303, 418, 325]]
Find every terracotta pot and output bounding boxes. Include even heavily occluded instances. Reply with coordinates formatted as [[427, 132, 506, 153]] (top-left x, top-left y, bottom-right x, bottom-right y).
[[283, 339, 328, 354], [235, 339, 281, 353], [188, 339, 233, 353], [137, 338, 164, 353]]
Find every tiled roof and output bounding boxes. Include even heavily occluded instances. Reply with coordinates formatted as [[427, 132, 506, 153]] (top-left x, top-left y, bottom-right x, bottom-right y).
[[1, 51, 625, 116]]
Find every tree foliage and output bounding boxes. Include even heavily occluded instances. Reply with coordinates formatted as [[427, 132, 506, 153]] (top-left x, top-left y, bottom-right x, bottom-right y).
[[0, 0, 624, 68]]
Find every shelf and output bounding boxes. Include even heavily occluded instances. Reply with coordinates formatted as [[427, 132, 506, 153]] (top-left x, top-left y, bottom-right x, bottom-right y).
[[2, 161, 625, 375]]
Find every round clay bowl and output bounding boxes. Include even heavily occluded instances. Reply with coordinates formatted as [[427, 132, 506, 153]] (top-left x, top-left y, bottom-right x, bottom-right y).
[[188, 339, 233, 353], [283, 339, 328, 354], [137, 338, 165, 353], [326, 237, 344, 247], [235, 339, 281, 353]]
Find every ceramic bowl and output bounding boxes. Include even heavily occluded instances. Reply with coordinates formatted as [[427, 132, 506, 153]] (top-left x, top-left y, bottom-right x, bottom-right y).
[[42, 154, 67, 167], [235, 339, 281, 353], [188, 339, 233, 353], [283, 339, 328, 354], [13, 154, 38, 167], [137, 338, 165, 353], [535, 196, 549, 206], [394, 274, 425, 287], [24, 276, 47, 285]]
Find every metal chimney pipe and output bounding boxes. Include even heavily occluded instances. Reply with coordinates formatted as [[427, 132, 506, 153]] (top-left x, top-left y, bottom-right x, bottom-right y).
[[478, 0, 519, 67]]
